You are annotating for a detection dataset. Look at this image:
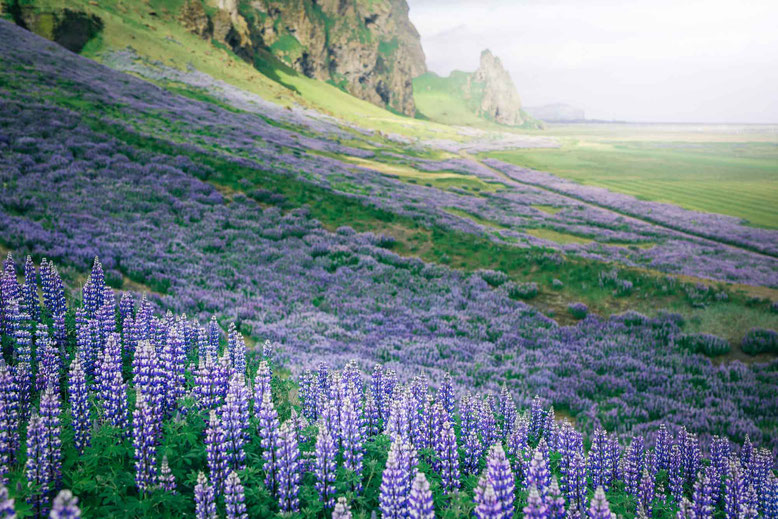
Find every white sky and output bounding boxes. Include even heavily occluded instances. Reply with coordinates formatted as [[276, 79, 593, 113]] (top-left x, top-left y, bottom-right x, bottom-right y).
[[407, 0, 778, 123]]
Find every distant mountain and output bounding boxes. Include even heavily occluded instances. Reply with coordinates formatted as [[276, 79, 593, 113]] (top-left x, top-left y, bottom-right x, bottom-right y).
[[413, 49, 541, 129], [524, 103, 586, 122]]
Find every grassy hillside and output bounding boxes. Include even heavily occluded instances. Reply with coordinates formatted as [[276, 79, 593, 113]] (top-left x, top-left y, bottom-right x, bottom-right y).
[[5, 0, 468, 142]]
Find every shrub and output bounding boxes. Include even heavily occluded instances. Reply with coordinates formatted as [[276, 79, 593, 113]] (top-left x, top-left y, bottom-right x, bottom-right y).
[[677, 333, 731, 357], [478, 269, 508, 287], [741, 328, 778, 355], [505, 281, 538, 300], [568, 302, 588, 319]]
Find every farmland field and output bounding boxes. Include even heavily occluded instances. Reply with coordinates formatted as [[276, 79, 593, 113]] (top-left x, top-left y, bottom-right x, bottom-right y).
[[485, 125, 778, 228]]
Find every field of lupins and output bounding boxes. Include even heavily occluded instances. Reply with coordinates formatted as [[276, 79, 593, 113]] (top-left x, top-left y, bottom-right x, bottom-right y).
[[0, 255, 776, 518], [1, 19, 778, 518]]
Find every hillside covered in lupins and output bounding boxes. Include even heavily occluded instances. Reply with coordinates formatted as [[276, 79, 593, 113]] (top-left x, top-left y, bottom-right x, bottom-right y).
[[0, 4, 777, 519], [0, 254, 776, 518]]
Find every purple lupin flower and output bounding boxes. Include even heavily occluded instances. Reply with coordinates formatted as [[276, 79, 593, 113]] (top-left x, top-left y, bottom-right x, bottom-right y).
[[298, 369, 317, 422], [49, 489, 80, 518], [332, 496, 352, 519], [35, 326, 59, 392], [119, 293, 134, 325], [438, 372, 455, 418], [253, 362, 272, 412], [222, 374, 249, 473], [637, 467, 656, 516], [132, 391, 158, 494], [162, 322, 186, 415], [587, 486, 614, 519], [97, 335, 128, 432], [566, 451, 587, 514], [67, 357, 90, 454], [623, 436, 645, 496], [206, 317, 220, 359], [224, 470, 247, 519], [588, 428, 611, 491], [363, 390, 380, 437], [194, 472, 217, 519], [523, 485, 549, 519], [668, 443, 684, 503], [158, 456, 176, 493], [681, 429, 701, 485], [474, 482, 502, 519], [386, 388, 412, 443], [474, 443, 515, 519], [194, 354, 218, 412], [21, 256, 39, 323], [760, 473, 777, 519], [276, 420, 301, 513], [39, 259, 66, 318], [81, 258, 105, 318], [0, 360, 19, 483], [257, 390, 280, 497], [607, 434, 620, 484], [314, 426, 336, 509], [40, 385, 62, 491], [407, 471, 434, 519], [499, 387, 516, 441], [25, 413, 48, 517], [654, 424, 670, 471], [227, 323, 246, 376], [547, 477, 565, 519], [463, 428, 483, 475], [341, 391, 364, 494], [204, 411, 228, 495], [526, 440, 551, 498], [0, 482, 15, 518], [436, 418, 460, 492], [529, 396, 546, 441], [691, 467, 714, 519], [132, 341, 163, 409], [379, 439, 411, 519], [726, 459, 746, 518], [479, 399, 498, 449]]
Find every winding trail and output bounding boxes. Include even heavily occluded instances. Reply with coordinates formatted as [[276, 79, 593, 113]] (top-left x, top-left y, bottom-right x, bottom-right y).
[[460, 151, 778, 263]]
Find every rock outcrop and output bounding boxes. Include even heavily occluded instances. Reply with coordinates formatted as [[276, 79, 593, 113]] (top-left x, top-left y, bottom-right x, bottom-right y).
[[12, 7, 102, 53], [470, 49, 524, 126], [179, 0, 425, 116]]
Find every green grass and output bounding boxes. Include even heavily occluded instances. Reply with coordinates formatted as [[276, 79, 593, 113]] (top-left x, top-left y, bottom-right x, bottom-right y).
[[525, 227, 593, 245], [485, 139, 778, 228], [531, 204, 563, 215], [413, 71, 490, 128]]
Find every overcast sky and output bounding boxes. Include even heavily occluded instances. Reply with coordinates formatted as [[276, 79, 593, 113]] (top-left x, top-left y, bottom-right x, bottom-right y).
[[407, 0, 778, 123]]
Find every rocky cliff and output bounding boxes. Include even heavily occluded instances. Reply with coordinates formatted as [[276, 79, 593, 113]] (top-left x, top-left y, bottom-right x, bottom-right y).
[[179, 0, 426, 116], [470, 49, 524, 126], [413, 49, 536, 128]]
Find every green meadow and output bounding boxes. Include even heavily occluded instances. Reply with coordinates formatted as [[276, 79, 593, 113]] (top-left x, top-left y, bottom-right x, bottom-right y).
[[485, 127, 778, 228]]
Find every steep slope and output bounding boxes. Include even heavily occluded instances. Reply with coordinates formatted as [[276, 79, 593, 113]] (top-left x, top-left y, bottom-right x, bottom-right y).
[[414, 49, 540, 129], [4, 0, 425, 116], [1, 0, 460, 140], [238, 0, 426, 116]]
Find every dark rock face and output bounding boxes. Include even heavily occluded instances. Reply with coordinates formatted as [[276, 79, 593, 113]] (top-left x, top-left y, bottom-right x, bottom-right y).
[[179, 0, 426, 116], [15, 7, 102, 54]]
